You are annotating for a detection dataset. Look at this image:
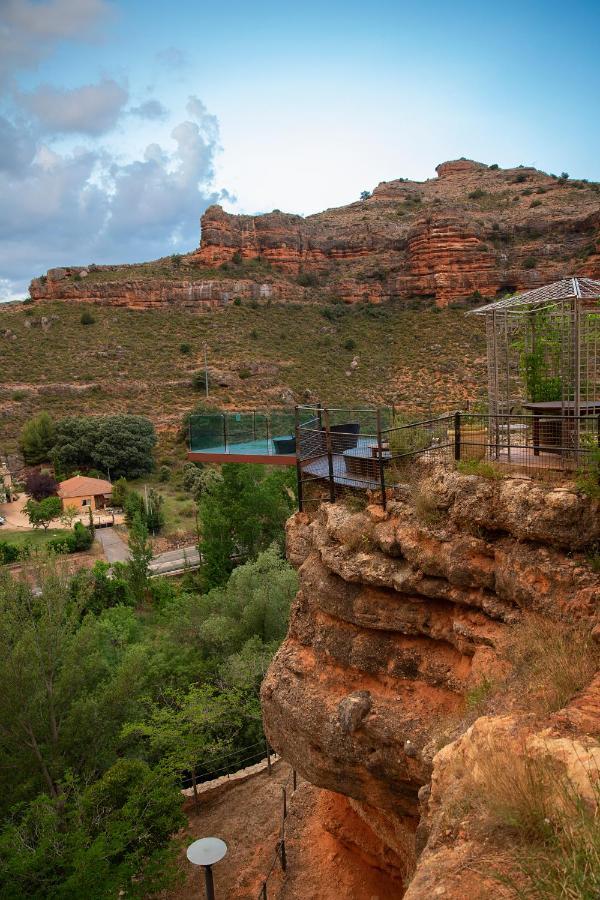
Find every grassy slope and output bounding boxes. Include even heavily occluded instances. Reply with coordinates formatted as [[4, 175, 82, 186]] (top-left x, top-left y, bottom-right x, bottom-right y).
[[0, 300, 487, 458]]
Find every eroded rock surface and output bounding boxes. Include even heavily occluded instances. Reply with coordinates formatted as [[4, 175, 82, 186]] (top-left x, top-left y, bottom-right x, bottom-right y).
[[262, 471, 600, 896]]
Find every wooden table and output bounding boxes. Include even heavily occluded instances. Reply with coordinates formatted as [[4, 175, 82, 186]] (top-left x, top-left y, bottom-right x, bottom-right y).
[[522, 401, 600, 454], [343, 444, 391, 481]]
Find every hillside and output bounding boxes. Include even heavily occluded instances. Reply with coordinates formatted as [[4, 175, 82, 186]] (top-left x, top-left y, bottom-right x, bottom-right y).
[[30, 159, 600, 309], [0, 300, 485, 457]]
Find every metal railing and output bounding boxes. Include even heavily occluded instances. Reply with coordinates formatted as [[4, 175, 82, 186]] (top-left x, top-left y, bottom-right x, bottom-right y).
[[189, 410, 302, 456], [296, 407, 600, 509]]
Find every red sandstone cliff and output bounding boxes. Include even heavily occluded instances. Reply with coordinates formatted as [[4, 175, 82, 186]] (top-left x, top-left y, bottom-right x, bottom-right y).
[[261, 468, 600, 897], [30, 159, 600, 309]]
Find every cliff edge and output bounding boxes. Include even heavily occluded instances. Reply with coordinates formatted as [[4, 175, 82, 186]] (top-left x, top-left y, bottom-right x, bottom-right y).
[[262, 467, 600, 897]]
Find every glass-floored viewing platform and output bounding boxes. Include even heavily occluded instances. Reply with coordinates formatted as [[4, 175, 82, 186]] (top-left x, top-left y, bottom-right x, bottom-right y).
[[188, 411, 300, 465], [187, 408, 396, 489]]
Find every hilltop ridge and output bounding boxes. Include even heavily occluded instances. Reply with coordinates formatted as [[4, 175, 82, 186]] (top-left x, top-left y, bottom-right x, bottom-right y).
[[30, 159, 600, 309]]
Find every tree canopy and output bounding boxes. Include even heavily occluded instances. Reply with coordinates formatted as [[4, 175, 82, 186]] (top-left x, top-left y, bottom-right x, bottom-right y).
[[53, 415, 157, 478], [0, 542, 298, 897]]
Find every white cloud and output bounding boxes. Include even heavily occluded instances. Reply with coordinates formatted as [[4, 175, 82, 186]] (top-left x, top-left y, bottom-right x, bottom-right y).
[[0, 98, 224, 297], [18, 79, 128, 135]]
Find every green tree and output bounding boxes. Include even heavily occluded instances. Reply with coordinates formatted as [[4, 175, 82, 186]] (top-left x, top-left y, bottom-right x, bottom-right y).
[[24, 496, 62, 529], [54, 415, 156, 478], [127, 514, 152, 603], [123, 684, 246, 807], [111, 476, 129, 508], [198, 464, 295, 587], [145, 488, 165, 534], [19, 412, 56, 465]]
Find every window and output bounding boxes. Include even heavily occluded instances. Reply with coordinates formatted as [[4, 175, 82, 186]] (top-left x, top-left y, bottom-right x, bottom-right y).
[[81, 498, 90, 507]]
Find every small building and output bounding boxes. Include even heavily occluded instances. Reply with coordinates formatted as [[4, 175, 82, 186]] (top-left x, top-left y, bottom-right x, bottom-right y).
[[58, 475, 112, 511]]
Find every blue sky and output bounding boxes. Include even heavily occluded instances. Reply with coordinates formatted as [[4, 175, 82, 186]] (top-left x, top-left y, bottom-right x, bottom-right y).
[[1, 0, 599, 300]]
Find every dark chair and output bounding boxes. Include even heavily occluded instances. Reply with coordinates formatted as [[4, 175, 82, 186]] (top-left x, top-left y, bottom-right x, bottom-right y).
[[328, 422, 360, 451], [273, 436, 296, 454]]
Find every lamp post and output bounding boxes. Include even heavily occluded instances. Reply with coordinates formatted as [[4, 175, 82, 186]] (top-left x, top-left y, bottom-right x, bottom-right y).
[[186, 837, 228, 900]]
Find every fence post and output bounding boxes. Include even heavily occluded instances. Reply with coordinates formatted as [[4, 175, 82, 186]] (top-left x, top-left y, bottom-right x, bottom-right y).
[[279, 839, 287, 873], [265, 740, 272, 776], [376, 408, 387, 510], [282, 786, 287, 820], [294, 406, 303, 512], [454, 411, 461, 461], [321, 407, 336, 503]]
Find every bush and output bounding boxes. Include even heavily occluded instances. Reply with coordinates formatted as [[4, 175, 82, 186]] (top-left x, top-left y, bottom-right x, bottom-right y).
[[179, 343, 191, 354], [343, 338, 356, 351], [523, 256, 537, 269], [19, 412, 56, 465], [297, 272, 319, 288], [233, 298, 242, 306], [25, 470, 58, 500], [80, 310, 95, 326], [468, 188, 486, 200], [0, 541, 20, 565], [489, 163, 499, 170], [158, 465, 171, 483], [192, 372, 207, 391]]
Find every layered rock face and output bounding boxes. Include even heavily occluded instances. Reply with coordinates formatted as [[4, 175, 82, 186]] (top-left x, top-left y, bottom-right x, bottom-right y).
[[261, 468, 600, 895], [193, 159, 600, 306], [29, 264, 303, 308], [31, 159, 600, 308]]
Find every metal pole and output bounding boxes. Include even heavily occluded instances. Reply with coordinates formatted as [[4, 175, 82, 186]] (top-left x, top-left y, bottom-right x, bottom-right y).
[[204, 343, 209, 399], [294, 406, 303, 512], [322, 407, 336, 503], [282, 786, 287, 820], [454, 411, 461, 461], [204, 865, 215, 900], [376, 408, 386, 510]]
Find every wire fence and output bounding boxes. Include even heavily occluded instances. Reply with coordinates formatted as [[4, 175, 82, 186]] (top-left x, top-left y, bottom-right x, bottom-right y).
[[255, 764, 299, 899], [296, 406, 600, 509]]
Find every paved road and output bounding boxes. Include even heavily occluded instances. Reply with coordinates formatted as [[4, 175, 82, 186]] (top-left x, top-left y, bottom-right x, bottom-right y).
[[95, 527, 131, 563], [96, 527, 200, 574]]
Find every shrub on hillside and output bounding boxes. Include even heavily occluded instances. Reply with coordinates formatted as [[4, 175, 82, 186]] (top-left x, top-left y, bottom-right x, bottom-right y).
[[80, 310, 95, 326]]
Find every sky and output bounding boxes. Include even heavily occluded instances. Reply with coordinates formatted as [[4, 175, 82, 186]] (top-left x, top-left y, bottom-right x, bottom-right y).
[[1, 0, 599, 301]]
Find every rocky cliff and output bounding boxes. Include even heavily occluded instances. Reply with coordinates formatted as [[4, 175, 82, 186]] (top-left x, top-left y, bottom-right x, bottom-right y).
[[31, 159, 600, 308], [261, 468, 600, 897]]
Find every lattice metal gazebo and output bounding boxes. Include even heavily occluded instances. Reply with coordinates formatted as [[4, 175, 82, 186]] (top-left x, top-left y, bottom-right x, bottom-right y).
[[468, 277, 600, 457]]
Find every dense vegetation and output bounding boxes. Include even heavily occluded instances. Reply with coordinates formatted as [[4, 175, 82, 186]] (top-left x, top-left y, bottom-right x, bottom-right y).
[[0, 462, 298, 898], [19, 412, 157, 478]]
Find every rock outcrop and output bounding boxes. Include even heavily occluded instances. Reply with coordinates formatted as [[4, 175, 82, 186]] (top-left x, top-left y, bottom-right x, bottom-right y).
[[31, 159, 600, 308], [261, 468, 600, 896]]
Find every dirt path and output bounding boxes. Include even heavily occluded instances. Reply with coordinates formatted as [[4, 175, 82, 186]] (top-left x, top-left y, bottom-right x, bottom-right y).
[[167, 761, 292, 900]]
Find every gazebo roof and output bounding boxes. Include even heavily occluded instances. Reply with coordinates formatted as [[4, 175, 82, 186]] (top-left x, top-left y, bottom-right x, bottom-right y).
[[468, 277, 600, 315]]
